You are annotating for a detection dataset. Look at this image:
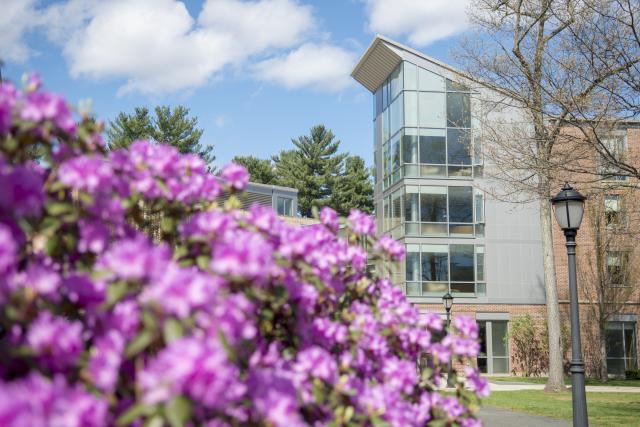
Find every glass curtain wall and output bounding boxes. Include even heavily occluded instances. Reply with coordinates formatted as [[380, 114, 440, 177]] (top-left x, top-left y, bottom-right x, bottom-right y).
[[375, 61, 482, 190], [405, 244, 485, 297]]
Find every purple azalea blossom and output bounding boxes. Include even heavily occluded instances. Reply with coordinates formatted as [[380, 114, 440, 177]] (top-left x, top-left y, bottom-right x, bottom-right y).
[[347, 209, 376, 236], [27, 311, 83, 371], [220, 162, 249, 191], [319, 207, 339, 231], [20, 91, 76, 135], [98, 236, 170, 281], [376, 235, 405, 260], [464, 366, 490, 398], [88, 330, 125, 393], [0, 158, 45, 217]]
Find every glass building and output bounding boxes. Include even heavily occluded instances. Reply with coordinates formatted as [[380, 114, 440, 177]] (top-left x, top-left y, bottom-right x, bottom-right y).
[[352, 36, 548, 374]]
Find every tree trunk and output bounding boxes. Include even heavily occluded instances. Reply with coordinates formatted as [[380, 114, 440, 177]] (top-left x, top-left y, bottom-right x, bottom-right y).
[[599, 324, 609, 382], [540, 197, 566, 392]]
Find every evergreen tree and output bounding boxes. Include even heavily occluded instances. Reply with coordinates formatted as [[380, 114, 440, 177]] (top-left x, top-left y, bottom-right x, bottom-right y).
[[106, 107, 154, 150], [274, 125, 347, 217], [232, 155, 278, 185], [106, 105, 215, 170], [331, 155, 374, 215]]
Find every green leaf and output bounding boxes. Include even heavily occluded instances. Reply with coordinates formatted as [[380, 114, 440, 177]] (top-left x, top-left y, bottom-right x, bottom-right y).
[[142, 310, 158, 330], [45, 234, 61, 256], [196, 255, 209, 270], [107, 281, 128, 306], [116, 403, 154, 426], [161, 216, 175, 233], [125, 330, 154, 358], [163, 318, 184, 343], [143, 415, 164, 427], [164, 395, 192, 427], [46, 201, 73, 216]]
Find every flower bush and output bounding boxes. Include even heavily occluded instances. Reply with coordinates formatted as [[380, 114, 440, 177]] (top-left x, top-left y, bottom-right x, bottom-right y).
[[0, 77, 487, 426]]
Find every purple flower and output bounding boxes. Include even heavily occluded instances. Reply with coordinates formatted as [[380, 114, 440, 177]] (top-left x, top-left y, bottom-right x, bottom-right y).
[[319, 207, 339, 232], [459, 417, 483, 427], [63, 273, 105, 307], [59, 155, 113, 193], [78, 219, 110, 253], [453, 315, 479, 339], [248, 368, 306, 427], [0, 158, 45, 217], [98, 236, 170, 281], [0, 373, 108, 427], [139, 337, 245, 409], [179, 209, 236, 239], [27, 311, 83, 371], [294, 346, 338, 383], [0, 83, 17, 134], [375, 235, 405, 260], [9, 262, 61, 301], [440, 396, 466, 419], [104, 300, 140, 339], [311, 317, 348, 345], [210, 229, 274, 282], [464, 366, 490, 398], [347, 209, 376, 236], [20, 91, 76, 135], [382, 357, 418, 393], [88, 330, 125, 393], [220, 162, 249, 191], [0, 223, 17, 277], [444, 335, 481, 358]]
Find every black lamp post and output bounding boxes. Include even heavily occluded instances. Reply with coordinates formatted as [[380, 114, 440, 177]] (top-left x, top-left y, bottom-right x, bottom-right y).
[[551, 183, 588, 427], [442, 292, 455, 387]]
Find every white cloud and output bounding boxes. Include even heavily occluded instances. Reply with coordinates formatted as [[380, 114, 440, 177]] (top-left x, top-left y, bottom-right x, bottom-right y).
[[214, 115, 227, 127], [364, 0, 470, 46], [1, 0, 354, 94], [0, 0, 38, 62], [252, 43, 356, 92]]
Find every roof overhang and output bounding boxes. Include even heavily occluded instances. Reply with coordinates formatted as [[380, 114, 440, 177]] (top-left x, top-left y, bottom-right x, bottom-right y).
[[351, 36, 403, 93]]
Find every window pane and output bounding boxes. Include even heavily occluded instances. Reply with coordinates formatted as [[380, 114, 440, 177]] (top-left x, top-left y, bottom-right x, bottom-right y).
[[475, 192, 484, 223], [492, 321, 508, 357], [391, 134, 401, 171], [402, 129, 418, 163], [390, 64, 403, 100], [404, 62, 417, 90], [404, 91, 418, 127], [375, 87, 383, 116], [625, 325, 636, 359], [419, 129, 446, 164], [405, 191, 419, 222], [451, 282, 475, 294], [392, 189, 403, 228], [492, 358, 509, 374], [448, 186, 473, 223], [406, 245, 420, 282], [419, 67, 445, 91], [419, 92, 446, 128], [450, 244, 474, 281], [446, 92, 471, 127], [420, 189, 447, 222], [476, 246, 485, 281], [389, 94, 403, 137], [421, 245, 449, 281], [277, 197, 292, 216], [447, 128, 472, 165], [606, 325, 624, 358]]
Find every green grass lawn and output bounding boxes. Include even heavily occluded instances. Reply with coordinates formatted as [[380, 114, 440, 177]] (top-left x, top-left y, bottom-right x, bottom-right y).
[[484, 391, 640, 427], [486, 376, 640, 387]]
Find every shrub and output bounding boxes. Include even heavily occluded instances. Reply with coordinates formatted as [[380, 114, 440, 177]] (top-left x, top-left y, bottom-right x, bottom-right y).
[[507, 315, 547, 377], [625, 369, 640, 379], [0, 77, 487, 426]]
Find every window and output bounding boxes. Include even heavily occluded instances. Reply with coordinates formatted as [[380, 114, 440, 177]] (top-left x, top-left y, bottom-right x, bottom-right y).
[[477, 320, 509, 374], [276, 197, 293, 216], [402, 129, 418, 164], [599, 135, 627, 181], [475, 191, 485, 223], [418, 67, 445, 91], [605, 195, 623, 226], [404, 62, 418, 90], [389, 93, 403, 136], [607, 251, 629, 287], [446, 92, 471, 128], [404, 91, 418, 127], [606, 321, 637, 375], [419, 129, 446, 165], [420, 187, 447, 223], [418, 92, 446, 128], [448, 186, 473, 223], [403, 243, 484, 297], [389, 63, 403, 100], [447, 128, 472, 165]]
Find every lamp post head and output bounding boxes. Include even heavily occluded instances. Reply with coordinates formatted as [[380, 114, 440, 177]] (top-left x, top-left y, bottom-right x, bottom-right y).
[[551, 183, 586, 231], [442, 292, 454, 312]]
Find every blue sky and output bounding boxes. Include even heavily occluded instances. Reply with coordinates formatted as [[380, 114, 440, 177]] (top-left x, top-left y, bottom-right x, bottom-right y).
[[1, 0, 470, 167]]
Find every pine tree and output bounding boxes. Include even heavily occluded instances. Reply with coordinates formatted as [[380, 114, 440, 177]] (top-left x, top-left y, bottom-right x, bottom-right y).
[[231, 156, 278, 185], [331, 155, 374, 215], [106, 105, 215, 170], [274, 125, 347, 217]]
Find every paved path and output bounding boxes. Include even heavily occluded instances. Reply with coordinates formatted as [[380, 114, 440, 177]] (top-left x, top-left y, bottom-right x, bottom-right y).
[[488, 381, 640, 393], [478, 406, 570, 427]]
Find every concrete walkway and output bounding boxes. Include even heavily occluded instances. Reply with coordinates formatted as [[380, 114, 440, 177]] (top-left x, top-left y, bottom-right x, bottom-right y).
[[488, 381, 640, 393], [478, 406, 570, 427]]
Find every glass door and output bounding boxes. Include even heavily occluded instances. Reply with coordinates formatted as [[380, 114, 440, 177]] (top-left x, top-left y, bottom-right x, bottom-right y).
[[477, 320, 509, 374]]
